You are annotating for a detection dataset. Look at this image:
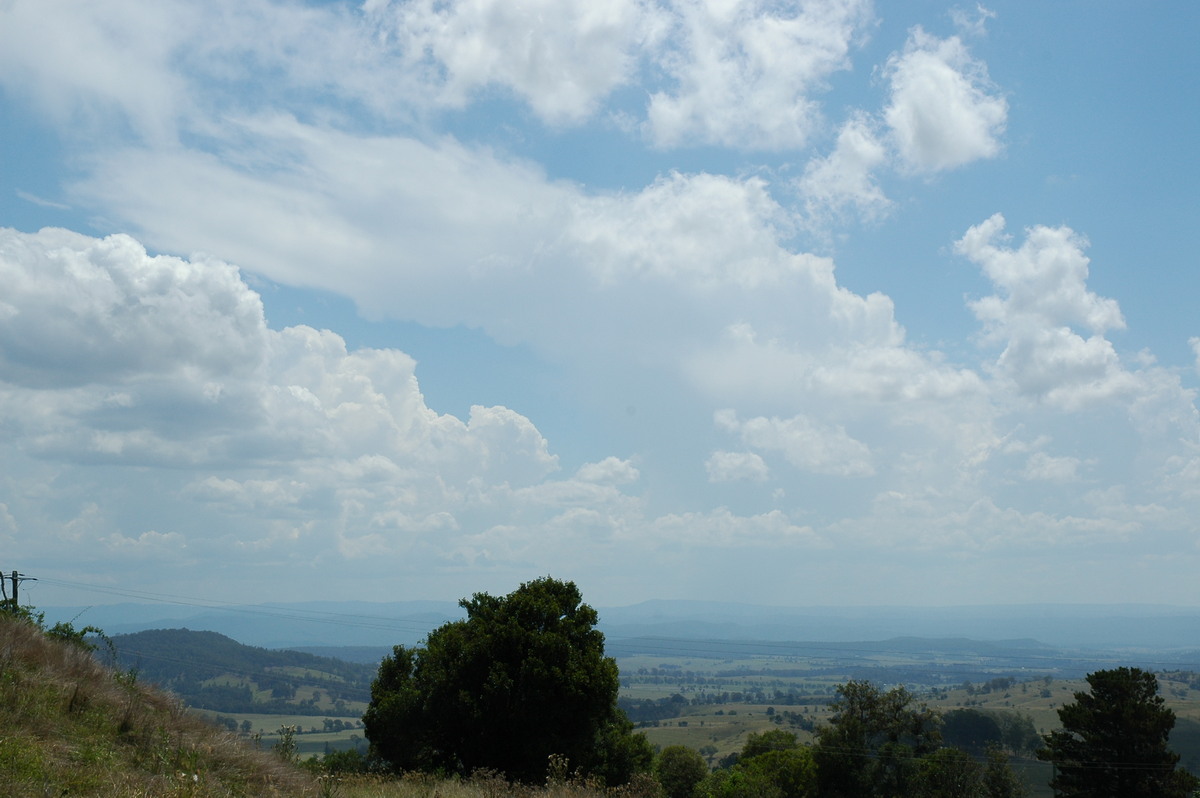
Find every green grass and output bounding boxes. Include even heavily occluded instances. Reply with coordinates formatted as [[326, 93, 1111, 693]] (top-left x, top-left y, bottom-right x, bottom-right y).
[[635, 703, 811, 761], [0, 613, 319, 796], [192, 709, 368, 760]]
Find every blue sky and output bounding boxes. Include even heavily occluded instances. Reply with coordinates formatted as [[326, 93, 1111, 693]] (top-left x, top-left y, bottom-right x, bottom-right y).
[[2, 0, 1199, 611]]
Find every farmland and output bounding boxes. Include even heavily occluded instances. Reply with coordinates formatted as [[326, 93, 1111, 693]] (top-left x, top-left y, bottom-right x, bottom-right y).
[[612, 642, 1200, 797], [105, 622, 1200, 796]]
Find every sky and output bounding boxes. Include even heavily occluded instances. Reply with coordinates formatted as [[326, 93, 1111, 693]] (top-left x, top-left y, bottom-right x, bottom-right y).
[[2, 1, 1199, 612]]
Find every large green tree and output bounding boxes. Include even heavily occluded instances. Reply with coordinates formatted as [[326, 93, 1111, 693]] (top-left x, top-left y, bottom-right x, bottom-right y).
[[942, 708, 1003, 754], [1038, 667, 1198, 798], [813, 680, 942, 798], [363, 577, 651, 784], [656, 745, 709, 798], [915, 746, 986, 798], [699, 731, 816, 798]]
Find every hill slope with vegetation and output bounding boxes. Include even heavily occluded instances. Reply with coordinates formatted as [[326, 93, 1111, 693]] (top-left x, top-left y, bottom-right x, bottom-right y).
[[110, 628, 375, 715], [0, 612, 318, 796], [0, 608, 652, 798]]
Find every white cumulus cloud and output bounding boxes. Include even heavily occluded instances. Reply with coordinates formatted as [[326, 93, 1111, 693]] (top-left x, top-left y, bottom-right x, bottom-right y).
[[365, 0, 665, 124], [576, 457, 641, 485], [0, 227, 265, 389], [884, 26, 1007, 173], [706, 450, 770, 482], [645, 0, 872, 149], [957, 214, 1135, 408], [0, 228, 560, 564], [651, 507, 824, 547], [797, 114, 891, 226], [1023, 452, 1082, 483], [716, 408, 874, 477]]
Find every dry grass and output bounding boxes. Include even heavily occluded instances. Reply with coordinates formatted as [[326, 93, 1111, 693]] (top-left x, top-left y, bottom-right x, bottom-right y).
[[0, 613, 320, 797], [315, 771, 661, 798]]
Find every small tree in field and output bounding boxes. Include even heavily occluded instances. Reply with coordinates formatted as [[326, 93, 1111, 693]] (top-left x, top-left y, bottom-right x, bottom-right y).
[[363, 577, 651, 784]]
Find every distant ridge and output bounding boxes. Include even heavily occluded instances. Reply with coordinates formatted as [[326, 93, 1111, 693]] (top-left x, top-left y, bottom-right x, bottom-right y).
[[40, 600, 1200, 651], [47, 600, 463, 649], [109, 628, 375, 716], [596, 601, 1200, 650]]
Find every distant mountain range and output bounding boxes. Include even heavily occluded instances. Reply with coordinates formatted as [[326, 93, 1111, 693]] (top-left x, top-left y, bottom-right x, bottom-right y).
[[41, 599, 1200, 653], [596, 601, 1200, 652]]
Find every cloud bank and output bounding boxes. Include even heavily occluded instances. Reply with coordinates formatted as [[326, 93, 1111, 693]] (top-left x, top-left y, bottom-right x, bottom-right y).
[[2, 0, 1199, 607]]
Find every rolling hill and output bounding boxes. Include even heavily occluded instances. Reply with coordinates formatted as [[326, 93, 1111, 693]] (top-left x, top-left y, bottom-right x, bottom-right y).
[[109, 628, 376, 716]]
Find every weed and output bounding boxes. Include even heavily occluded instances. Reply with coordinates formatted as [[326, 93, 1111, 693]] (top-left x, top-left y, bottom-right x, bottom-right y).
[[318, 773, 345, 798], [274, 724, 299, 764]]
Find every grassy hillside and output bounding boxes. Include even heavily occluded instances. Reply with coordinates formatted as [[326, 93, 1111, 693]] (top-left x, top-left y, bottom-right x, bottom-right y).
[[0, 613, 649, 798], [0, 613, 319, 796]]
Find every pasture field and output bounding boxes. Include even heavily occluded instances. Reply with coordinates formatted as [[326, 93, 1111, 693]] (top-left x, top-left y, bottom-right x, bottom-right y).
[[190, 708, 369, 759], [615, 650, 1200, 798], [190, 641, 1200, 788]]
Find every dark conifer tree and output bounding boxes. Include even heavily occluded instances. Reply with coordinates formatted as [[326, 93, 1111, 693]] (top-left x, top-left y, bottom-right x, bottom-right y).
[[1038, 667, 1198, 798]]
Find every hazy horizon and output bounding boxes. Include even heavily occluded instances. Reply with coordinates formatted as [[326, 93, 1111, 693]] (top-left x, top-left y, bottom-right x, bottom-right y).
[[33, 595, 1200, 653]]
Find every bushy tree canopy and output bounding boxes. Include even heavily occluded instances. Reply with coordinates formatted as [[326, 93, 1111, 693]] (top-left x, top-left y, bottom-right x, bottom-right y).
[[656, 745, 709, 798], [941, 709, 1003, 754], [741, 730, 804, 762], [700, 731, 815, 798], [362, 577, 651, 784], [686, 680, 1029, 798], [916, 746, 986, 798], [1039, 667, 1198, 798], [813, 680, 941, 798]]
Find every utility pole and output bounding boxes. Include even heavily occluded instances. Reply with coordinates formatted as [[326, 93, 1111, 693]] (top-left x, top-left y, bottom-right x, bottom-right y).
[[3, 570, 35, 609]]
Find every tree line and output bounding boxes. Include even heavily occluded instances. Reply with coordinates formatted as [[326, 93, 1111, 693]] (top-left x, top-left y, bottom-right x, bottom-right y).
[[359, 578, 1199, 797]]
